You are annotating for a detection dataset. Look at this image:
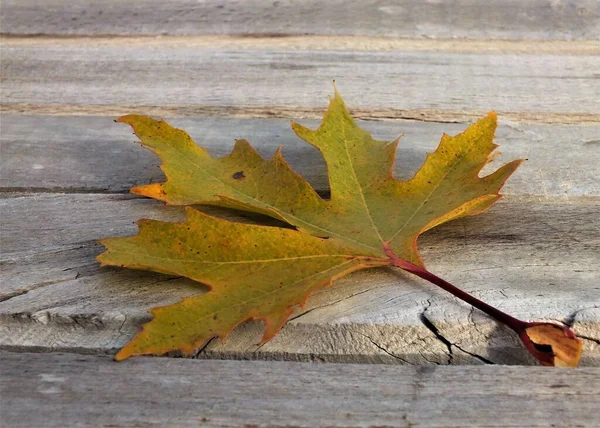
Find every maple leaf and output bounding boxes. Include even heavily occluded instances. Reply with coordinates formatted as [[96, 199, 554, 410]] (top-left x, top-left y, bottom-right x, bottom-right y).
[[98, 89, 583, 366], [119, 93, 520, 266]]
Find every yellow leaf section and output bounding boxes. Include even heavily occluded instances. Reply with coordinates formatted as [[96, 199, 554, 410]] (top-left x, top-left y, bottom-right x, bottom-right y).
[[98, 208, 387, 360], [119, 92, 522, 264], [291, 93, 523, 264], [118, 115, 330, 238]]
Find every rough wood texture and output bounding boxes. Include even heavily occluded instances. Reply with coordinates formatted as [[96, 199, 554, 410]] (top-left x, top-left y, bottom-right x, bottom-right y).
[[1, 0, 598, 372], [2, 42, 599, 118], [2, 351, 599, 428], [2, 193, 598, 365], [2, 115, 599, 196], [1, 0, 599, 40]]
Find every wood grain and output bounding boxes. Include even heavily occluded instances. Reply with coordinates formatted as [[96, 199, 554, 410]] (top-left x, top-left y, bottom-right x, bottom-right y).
[[2, 351, 599, 428], [2, 115, 599, 196], [3, 35, 599, 55], [1, 194, 598, 365], [1, 0, 598, 372], [1, 0, 598, 40], [2, 43, 599, 118]]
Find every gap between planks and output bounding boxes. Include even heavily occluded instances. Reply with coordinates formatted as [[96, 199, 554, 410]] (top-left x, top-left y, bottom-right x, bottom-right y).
[[2, 35, 599, 55], [2, 105, 599, 125]]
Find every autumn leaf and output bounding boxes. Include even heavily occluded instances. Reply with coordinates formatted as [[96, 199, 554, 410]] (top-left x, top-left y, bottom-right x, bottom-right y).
[[118, 92, 520, 266], [100, 209, 387, 358], [98, 89, 582, 366]]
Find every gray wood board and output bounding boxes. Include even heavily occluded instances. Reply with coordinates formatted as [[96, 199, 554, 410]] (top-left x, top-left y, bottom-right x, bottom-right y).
[[1, 0, 599, 40], [2, 115, 599, 197], [1, 193, 598, 365], [2, 44, 599, 116], [2, 351, 600, 428]]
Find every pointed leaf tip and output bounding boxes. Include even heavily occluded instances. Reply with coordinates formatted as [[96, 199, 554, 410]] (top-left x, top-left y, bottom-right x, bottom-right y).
[[131, 183, 166, 200], [116, 114, 144, 125]]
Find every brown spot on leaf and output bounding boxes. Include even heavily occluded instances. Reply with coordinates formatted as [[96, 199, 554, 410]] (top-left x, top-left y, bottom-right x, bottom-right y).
[[232, 171, 245, 180]]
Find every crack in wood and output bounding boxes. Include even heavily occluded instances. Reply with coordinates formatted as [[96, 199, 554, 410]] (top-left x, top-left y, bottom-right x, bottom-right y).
[[420, 300, 495, 365], [2, 104, 598, 125], [355, 331, 413, 365]]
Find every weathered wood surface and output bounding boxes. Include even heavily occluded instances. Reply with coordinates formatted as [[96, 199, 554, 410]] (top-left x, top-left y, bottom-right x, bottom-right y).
[[2, 351, 599, 428], [2, 115, 599, 196], [2, 41, 599, 119], [1, 0, 599, 41], [1, 0, 598, 371], [2, 193, 598, 365]]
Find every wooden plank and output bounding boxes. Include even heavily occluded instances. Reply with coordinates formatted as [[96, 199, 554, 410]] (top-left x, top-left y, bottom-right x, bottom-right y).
[[2, 115, 599, 196], [1, 43, 599, 118], [1, 0, 598, 41], [1, 194, 598, 365], [2, 352, 599, 428]]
